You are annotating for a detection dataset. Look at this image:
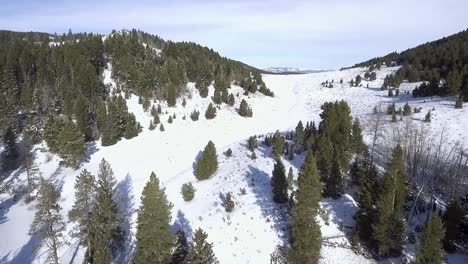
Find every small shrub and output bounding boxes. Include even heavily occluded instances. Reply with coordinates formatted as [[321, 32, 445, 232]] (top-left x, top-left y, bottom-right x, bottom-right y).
[[225, 148, 232, 157], [181, 183, 196, 201], [224, 192, 235, 212]]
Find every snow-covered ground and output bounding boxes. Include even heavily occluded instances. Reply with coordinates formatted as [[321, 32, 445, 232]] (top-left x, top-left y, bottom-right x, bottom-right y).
[[1, 65, 467, 263]]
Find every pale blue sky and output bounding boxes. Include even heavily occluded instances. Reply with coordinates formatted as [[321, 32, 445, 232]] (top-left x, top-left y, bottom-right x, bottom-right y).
[[1, 0, 467, 69]]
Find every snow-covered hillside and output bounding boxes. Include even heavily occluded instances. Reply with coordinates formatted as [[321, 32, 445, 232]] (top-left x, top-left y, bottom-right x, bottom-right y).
[[1, 65, 467, 263]]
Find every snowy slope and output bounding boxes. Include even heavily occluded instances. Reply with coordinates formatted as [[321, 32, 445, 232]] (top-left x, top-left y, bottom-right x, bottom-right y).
[[1, 64, 467, 263]]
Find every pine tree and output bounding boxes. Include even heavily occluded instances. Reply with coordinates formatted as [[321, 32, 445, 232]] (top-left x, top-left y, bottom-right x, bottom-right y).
[[316, 135, 333, 188], [353, 156, 378, 243], [228, 93, 235, 106], [154, 113, 160, 124], [294, 121, 306, 153], [372, 145, 407, 257], [403, 103, 412, 116], [291, 151, 322, 263], [351, 118, 364, 154], [225, 148, 233, 157], [239, 99, 253, 117], [271, 158, 289, 204], [29, 179, 66, 264], [1, 126, 19, 172], [272, 131, 285, 157], [160, 123, 165, 132], [88, 159, 124, 262], [190, 110, 200, 121], [224, 192, 235, 212], [69, 169, 95, 250], [443, 200, 464, 252], [58, 119, 85, 168], [171, 230, 189, 264], [149, 120, 156, 130], [181, 182, 196, 201], [186, 228, 219, 264], [205, 103, 217, 120], [134, 172, 173, 264], [391, 112, 397, 122], [195, 141, 218, 180], [415, 215, 445, 264], [455, 96, 464, 109], [248, 136, 257, 152], [325, 156, 345, 198], [251, 151, 257, 160], [424, 110, 431, 122]]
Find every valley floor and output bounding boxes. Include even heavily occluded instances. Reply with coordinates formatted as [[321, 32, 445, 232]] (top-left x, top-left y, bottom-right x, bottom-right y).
[[1, 65, 467, 263]]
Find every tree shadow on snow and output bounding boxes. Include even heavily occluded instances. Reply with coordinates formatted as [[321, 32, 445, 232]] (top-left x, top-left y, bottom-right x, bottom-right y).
[[115, 174, 136, 264], [191, 151, 203, 176], [85, 142, 100, 161], [171, 210, 193, 241], [0, 194, 21, 224], [247, 165, 290, 241], [0, 233, 43, 264]]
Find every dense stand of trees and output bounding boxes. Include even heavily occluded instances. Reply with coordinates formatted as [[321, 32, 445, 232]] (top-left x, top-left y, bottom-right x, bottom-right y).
[[348, 28, 468, 100], [0, 29, 271, 169]]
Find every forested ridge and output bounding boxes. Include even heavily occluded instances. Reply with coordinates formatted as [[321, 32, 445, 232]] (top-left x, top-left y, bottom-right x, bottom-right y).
[[0, 29, 272, 169], [348, 28, 468, 100]]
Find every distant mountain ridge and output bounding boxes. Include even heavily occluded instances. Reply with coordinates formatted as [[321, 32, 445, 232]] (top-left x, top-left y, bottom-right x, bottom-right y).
[[264, 67, 326, 74]]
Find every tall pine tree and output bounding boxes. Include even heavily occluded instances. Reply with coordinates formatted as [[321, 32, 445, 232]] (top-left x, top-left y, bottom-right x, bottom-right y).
[[372, 145, 407, 257], [271, 158, 289, 204], [186, 228, 219, 264], [291, 151, 322, 263], [134, 172, 173, 264], [195, 141, 218, 180], [29, 179, 66, 264], [416, 215, 445, 264]]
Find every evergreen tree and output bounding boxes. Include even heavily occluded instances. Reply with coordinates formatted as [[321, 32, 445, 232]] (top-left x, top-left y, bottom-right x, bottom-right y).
[[171, 230, 189, 264], [443, 200, 464, 252], [69, 169, 95, 251], [58, 119, 85, 168], [424, 110, 431, 122], [239, 99, 253, 117], [372, 145, 407, 257], [212, 89, 222, 105], [291, 151, 322, 263], [29, 179, 66, 264], [251, 151, 257, 160], [353, 156, 378, 243], [294, 121, 306, 153], [88, 159, 124, 263], [415, 215, 445, 264], [272, 131, 285, 157], [228, 93, 235, 106], [195, 141, 218, 180], [181, 182, 196, 201], [190, 110, 200, 121], [316, 135, 333, 188], [186, 228, 219, 264], [134, 172, 173, 264], [391, 112, 397, 122], [403, 103, 412, 116], [225, 148, 232, 157], [1, 126, 19, 172], [205, 103, 217, 120], [455, 96, 464, 109], [271, 158, 289, 204], [149, 120, 156, 130], [160, 123, 165, 132], [351, 118, 364, 154], [325, 156, 345, 198], [154, 113, 161, 124], [224, 192, 235, 212], [248, 136, 257, 152], [448, 69, 462, 95]]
